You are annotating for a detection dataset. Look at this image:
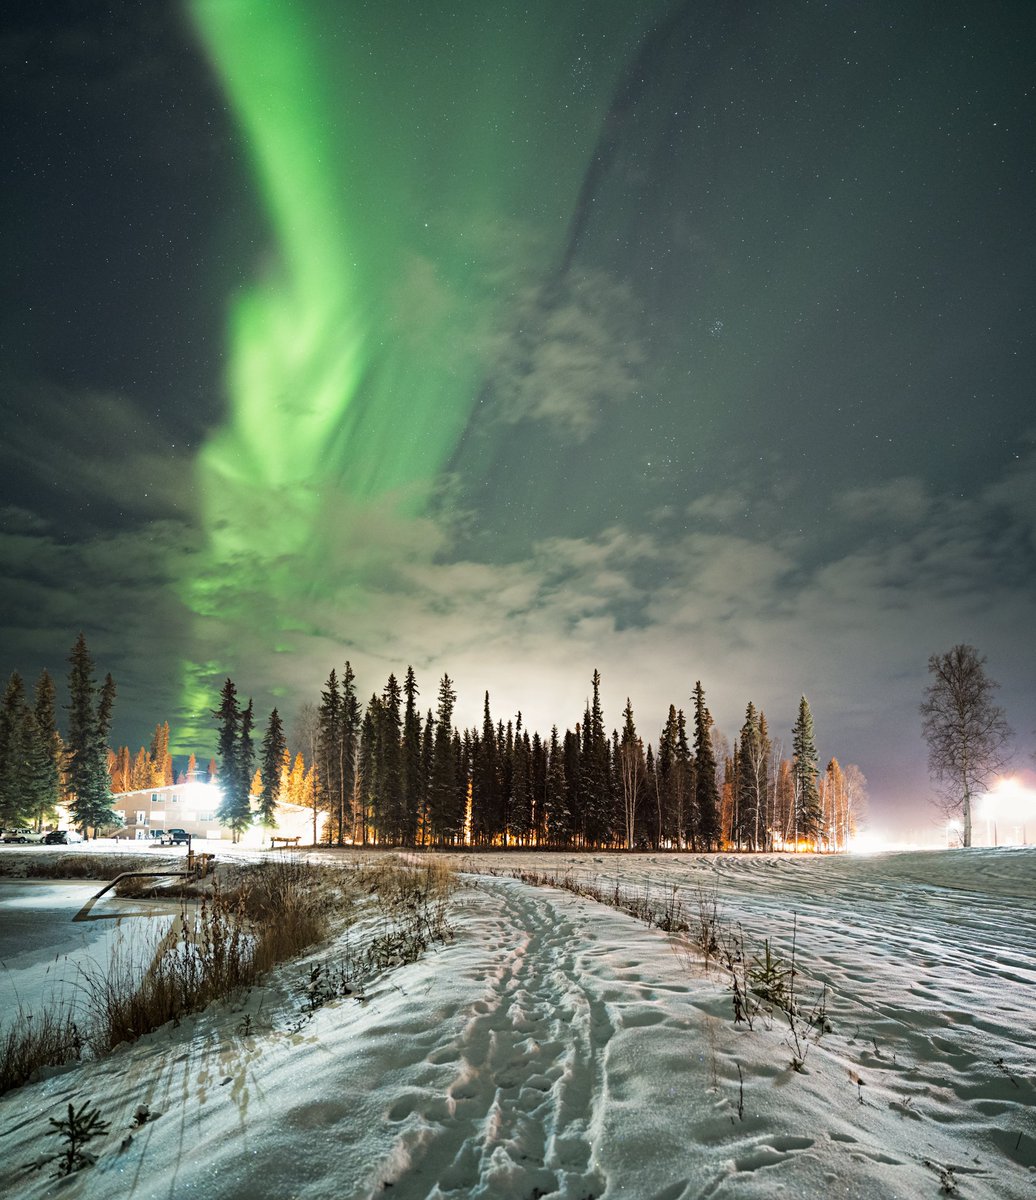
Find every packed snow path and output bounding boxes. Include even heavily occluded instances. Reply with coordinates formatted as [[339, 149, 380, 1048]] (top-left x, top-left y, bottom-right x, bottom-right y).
[[0, 849, 1033, 1199], [367, 877, 834, 1200], [374, 880, 612, 1198]]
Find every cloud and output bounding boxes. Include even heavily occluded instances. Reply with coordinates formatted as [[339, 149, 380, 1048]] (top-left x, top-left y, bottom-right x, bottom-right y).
[[0, 384, 194, 530], [833, 477, 931, 528], [486, 271, 645, 440]]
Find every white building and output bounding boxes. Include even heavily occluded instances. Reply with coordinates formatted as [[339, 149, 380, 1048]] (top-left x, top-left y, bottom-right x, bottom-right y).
[[111, 779, 322, 847]]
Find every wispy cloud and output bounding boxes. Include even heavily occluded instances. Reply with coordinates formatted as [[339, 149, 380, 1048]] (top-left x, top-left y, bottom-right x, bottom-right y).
[[486, 271, 645, 440]]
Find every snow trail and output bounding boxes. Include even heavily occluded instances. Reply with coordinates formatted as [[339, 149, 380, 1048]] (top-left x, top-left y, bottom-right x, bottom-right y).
[[371, 879, 608, 1199]]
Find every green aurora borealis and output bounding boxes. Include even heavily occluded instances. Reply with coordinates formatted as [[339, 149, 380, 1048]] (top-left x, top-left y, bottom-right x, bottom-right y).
[[181, 0, 667, 724]]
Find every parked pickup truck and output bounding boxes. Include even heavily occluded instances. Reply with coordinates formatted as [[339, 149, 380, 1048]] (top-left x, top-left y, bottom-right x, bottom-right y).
[[157, 828, 192, 846]]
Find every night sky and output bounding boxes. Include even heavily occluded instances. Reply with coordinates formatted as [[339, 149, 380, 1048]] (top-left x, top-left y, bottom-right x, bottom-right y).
[[2, 0, 1034, 835]]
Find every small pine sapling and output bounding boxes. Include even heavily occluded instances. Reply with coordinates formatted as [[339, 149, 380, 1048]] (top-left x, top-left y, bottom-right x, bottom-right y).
[[748, 938, 791, 1011], [47, 1099, 111, 1176]]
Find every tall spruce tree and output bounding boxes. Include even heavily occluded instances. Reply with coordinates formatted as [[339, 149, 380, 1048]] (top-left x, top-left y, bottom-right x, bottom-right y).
[[79, 673, 117, 834], [737, 702, 768, 851], [357, 699, 380, 845], [317, 670, 343, 842], [379, 674, 404, 843], [64, 636, 116, 836], [258, 708, 287, 827], [400, 666, 422, 846], [692, 681, 720, 850], [28, 671, 61, 830], [644, 743, 659, 849], [580, 671, 611, 846], [792, 696, 822, 847], [618, 698, 644, 850], [428, 675, 457, 843], [0, 673, 31, 826], [543, 726, 568, 846], [473, 692, 500, 845], [675, 709, 693, 849], [563, 727, 582, 845], [340, 662, 361, 844], [235, 699, 255, 837], [511, 719, 532, 844], [214, 679, 250, 839], [530, 730, 546, 844], [66, 636, 93, 813]]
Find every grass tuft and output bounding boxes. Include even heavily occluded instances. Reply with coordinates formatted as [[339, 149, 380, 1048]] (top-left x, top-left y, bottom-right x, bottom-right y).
[[1, 854, 457, 1093]]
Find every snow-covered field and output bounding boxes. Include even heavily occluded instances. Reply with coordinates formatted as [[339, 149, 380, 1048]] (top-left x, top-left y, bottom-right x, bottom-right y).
[[0, 847, 1033, 1199]]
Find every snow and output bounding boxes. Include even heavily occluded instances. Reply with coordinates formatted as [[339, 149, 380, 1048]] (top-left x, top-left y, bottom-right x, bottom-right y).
[[0, 846, 1033, 1199]]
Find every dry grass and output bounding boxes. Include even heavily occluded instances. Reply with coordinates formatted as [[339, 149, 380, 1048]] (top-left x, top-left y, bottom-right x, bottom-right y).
[[5, 854, 159, 881], [501, 864, 691, 933], [0, 1006, 84, 1095], [0, 854, 456, 1091], [84, 860, 345, 1053]]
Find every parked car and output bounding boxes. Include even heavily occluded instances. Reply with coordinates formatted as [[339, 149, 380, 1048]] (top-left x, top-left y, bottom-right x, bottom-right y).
[[2, 828, 45, 843], [43, 829, 84, 845], [162, 828, 192, 846]]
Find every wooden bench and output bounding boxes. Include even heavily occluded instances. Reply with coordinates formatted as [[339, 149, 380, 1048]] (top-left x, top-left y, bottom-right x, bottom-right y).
[[269, 836, 301, 849]]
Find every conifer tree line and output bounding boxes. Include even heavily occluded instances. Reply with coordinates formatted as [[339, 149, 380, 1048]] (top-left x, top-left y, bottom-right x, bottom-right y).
[[0, 634, 118, 835], [215, 664, 866, 852]]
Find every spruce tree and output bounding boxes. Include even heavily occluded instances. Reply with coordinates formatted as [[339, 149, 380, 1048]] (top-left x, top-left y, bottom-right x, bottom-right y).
[[530, 730, 546, 844], [400, 666, 422, 845], [473, 692, 499, 845], [65, 635, 116, 837], [511, 720, 532, 844], [563, 727, 582, 845], [618, 698, 644, 850], [317, 670, 342, 841], [0, 673, 31, 826], [737, 702, 765, 851], [675, 709, 693, 849], [230, 699, 254, 839], [792, 696, 822, 847], [78, 672, 117, 835], [580, 671, 612, 846], [214, 678, 246, 836], [644, 743, 659, 849], [258, 708, 287, 827], [66, 635, 95, 827], [428, 675, 457, 843], [379, 674, 404, 843], [357, 700, 379, 845], [544, 726, 569, 846], [692, 681, 720, 850]]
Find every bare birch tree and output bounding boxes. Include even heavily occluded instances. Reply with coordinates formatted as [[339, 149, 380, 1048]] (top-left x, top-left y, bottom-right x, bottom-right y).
[[920, 644, 1012, 847]]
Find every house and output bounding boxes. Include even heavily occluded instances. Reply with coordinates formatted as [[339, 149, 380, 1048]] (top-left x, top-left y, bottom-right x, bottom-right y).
[[110, 779, 322, 847]]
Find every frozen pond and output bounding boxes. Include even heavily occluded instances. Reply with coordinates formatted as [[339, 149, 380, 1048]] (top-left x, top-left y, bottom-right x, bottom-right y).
[[0, 879, 184, 1017]]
